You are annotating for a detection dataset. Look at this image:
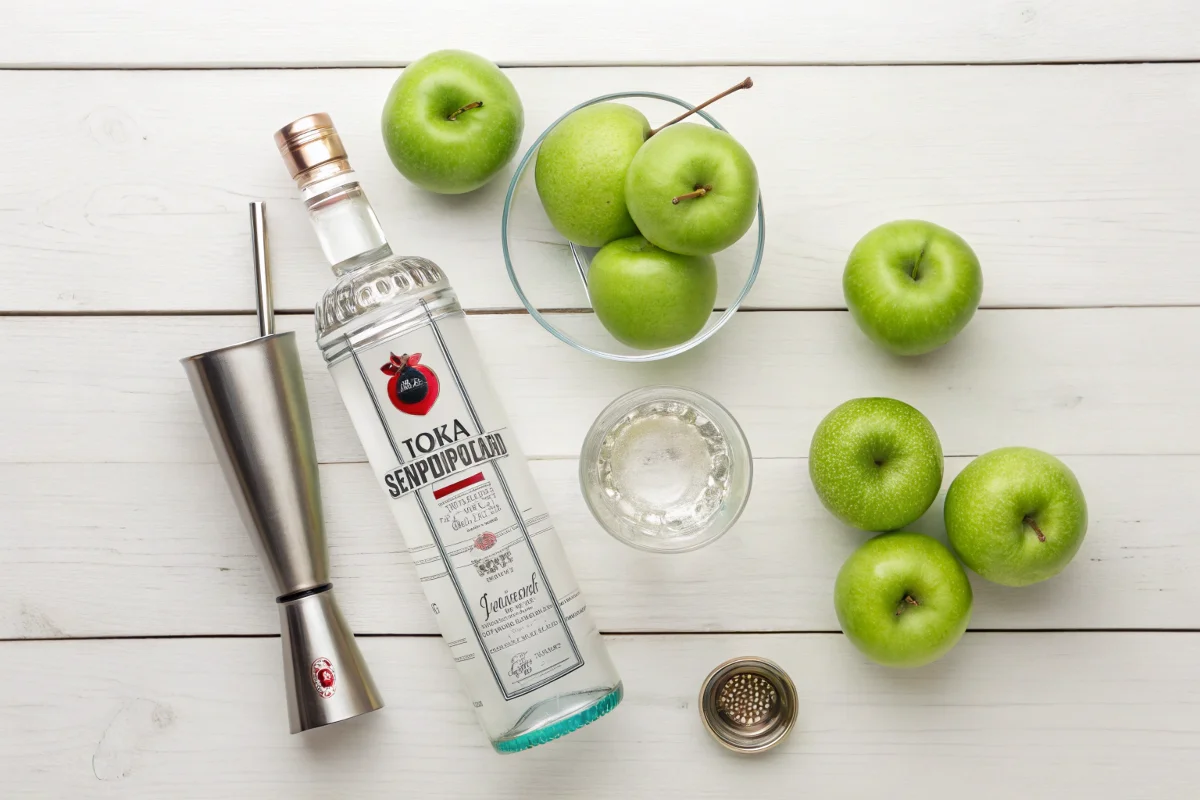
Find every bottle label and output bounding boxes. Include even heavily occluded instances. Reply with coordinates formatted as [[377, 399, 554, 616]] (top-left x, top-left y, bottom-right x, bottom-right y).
[[329, 304, 585, 701]]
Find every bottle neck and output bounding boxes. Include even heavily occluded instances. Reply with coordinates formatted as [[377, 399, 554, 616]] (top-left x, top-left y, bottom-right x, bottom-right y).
[[303, 175, 393, 276]]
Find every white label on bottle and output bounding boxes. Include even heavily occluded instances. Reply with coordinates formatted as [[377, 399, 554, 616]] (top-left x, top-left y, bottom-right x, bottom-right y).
[[328, 305, 585, 700]]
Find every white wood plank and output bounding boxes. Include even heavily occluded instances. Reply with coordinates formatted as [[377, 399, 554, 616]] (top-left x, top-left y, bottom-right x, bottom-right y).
[[2, 65, 1199, 312], [1, 456, 1193, 638], [2, 634, 1197, 797], [0, 309, 1196, 464], [3, 1, 1197, 67]]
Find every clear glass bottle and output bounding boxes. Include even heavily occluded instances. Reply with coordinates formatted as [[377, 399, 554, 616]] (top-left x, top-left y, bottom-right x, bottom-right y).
[[274, 114, 622, 753]]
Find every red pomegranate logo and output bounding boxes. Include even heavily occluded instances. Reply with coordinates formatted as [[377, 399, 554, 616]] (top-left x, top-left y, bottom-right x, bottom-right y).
[[381, 352, 439, 415], [474, 532, 497, 551], [311, 657, 336, 699]]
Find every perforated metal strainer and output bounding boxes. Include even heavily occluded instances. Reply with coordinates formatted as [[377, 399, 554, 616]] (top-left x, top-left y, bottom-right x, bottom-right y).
[[699, 657, 797, 753]]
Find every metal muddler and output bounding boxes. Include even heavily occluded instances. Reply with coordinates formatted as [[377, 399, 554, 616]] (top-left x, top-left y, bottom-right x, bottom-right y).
[[182, 202, 383, 733]]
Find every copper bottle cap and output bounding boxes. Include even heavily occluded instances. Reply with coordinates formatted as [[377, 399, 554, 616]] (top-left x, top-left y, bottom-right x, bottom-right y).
[[274, 112, 349, 183], [699, 656, 798, 753]]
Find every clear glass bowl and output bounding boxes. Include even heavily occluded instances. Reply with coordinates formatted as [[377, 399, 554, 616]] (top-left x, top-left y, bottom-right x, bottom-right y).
[[501, 91, 766, 362], [579, 386, 753, 553]]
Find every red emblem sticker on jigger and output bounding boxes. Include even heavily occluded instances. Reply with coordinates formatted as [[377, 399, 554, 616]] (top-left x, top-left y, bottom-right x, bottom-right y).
[[312, 657, 337, 698]]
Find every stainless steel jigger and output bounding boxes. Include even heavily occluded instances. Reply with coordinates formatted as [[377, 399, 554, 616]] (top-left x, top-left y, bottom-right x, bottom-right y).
[[182, 202, 383, 733]]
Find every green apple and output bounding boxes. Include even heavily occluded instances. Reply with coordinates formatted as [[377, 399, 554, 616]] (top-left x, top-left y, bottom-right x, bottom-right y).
[[945, 447, 1088, 587], [587, 236, 716, 349], [835, 531, 973, 668], [843, 220, 983, 355], [381, 50, 524, 194], [625, 123, 758, 256], [809, 398, 943, 532], [534, 103, 650, 247]]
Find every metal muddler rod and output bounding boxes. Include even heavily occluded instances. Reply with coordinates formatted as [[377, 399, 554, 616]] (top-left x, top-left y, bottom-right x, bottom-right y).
[[250, 201, 274, 337], [181, 202, 383, 733]]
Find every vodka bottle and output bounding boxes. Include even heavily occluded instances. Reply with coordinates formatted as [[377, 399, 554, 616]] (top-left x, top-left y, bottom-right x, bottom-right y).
[[275, 114, 622, 753]]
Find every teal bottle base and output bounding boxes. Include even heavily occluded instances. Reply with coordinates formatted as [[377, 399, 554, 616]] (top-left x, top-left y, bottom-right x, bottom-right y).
[[492, 683, 624, 754]]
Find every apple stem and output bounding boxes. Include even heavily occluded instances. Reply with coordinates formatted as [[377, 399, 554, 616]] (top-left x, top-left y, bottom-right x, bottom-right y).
[[1024, 515, 1047, 543], [909, 243, 928, 281], [447, 101, 483, 121], [672, 184, 713, 205], [647, 77, 753, 137], [895, 595, 920, 616]]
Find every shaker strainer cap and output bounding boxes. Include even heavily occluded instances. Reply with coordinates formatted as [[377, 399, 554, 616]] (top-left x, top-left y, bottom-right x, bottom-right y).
[[699, 657, 798, 753]]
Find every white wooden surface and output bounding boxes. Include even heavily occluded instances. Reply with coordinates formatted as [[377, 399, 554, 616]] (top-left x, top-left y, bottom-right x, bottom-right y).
[[4, 309, 1199, 464], [4, 65, 1200, 312], [2, 3, 1199, 797], [3, 634, 1199, 798], [5, 455, 1196, 639], [4, 1, 1199, 67]]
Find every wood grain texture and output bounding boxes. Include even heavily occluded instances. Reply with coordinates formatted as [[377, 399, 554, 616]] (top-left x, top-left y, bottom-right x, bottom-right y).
[[3, 1, 1198, 67], [2, 634, 1198, 798], [2, 65, 1199, 312], [5, 5, 1198, 795], [1, 455, 1193, 638], [1, 308, 1196, 465]]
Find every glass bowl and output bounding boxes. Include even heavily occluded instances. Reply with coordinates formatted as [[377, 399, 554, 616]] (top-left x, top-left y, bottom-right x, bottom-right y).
[[579, 386, 753, 553], [501, 91, 765, 362]]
